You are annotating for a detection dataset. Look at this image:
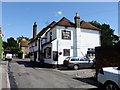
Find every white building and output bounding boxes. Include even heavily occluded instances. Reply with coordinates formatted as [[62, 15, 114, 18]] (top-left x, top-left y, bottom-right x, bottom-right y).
[[29, 13, 101, 65]]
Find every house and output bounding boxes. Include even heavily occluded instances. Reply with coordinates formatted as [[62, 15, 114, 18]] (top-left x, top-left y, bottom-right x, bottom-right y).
[[29, 13, 101, 65], [17, 38, 29, 59]]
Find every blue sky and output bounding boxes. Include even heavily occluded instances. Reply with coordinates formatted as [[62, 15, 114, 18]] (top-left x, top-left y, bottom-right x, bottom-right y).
[[2, 2, 118, 41]]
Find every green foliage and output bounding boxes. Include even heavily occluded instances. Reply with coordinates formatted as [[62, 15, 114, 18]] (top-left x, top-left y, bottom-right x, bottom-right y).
[[89, 20, 101, 28], [17, 36, 30, 41], [9, 47, 21, 54], [7, 37, 18, 47], [3, 37, 22, 54], [3, 41, 8, 49], [0, 36, 2, 62], [25, 54, 30, 58], [89, 21, 119, 46], [18, 50, 23, 53]]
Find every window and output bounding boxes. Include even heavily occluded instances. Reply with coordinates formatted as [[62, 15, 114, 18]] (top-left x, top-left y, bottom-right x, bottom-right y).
[[45, 34, 47, 43], [117, 67, 120, 70], [53, 51, 58, 61], [35, 41, 37, 46], [44, 47, 51, 59], [71, 58, 79, 61], [62, 30, 71, 40], [50, 32, 52, 41], [65, 57, 71, 61], [63, 49, 70, 56], [80, 58, 89, 61]]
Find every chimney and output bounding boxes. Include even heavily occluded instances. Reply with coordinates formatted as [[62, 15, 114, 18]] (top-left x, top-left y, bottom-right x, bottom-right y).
[[33, 22, 37, 39], [74, 12, 80, 28]]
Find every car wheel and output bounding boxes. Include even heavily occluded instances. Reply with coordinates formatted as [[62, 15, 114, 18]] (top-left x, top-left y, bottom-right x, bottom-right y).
[[73, 65, 79, 70], [104, 82, 119, 90]]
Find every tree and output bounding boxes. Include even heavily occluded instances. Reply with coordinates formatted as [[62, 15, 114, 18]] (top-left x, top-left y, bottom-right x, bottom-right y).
[[3, 41, 8, 49], [7, 37, 18, 47], [89, 21, 119, 46], [3, 37, 22, 55], [9, 47, 22, 54], [89, 20, 101, 28], [17, 36, 30, 41]]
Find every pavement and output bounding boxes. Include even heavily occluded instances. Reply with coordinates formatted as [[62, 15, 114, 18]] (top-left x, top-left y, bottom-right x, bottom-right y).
[[0, 61, 10, 90]]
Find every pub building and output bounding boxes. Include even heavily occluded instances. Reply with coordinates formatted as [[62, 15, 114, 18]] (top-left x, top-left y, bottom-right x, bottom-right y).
[[28, 13, 101, 65]]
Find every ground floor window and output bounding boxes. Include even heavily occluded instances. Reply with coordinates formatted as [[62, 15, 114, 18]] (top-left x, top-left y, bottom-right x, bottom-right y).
[[44, 47, 51, 59], [53, 51, 58, 61], [63, 49, 70, 56]]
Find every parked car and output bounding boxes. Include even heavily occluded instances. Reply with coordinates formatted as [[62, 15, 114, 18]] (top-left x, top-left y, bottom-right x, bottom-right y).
[[63, 57, 94, 70], [5, 54, 12, 61], [98, 67, 120, 90]]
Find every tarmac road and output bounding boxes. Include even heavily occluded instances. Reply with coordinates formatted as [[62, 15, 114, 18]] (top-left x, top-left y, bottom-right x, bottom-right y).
[[8, 59, 99, 89]]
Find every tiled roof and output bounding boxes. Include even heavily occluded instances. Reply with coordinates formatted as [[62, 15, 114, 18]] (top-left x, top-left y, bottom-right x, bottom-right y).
[[37, 21, 56, 37], [56, 17, 75, 27], [56, 17, 101, 31], [21, 41, 29, 47], [29, 17, 101, 44], [29, 21, 56, 44], [80, 20, 101, 31]]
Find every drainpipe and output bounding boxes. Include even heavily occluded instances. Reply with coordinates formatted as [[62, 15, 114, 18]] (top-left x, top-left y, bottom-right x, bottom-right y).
[[38, 38, 40, 61], [57, 39, 58, 68]]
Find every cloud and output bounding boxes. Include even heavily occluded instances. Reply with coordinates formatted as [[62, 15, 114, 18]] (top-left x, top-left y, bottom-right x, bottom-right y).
[[55, 11, 63, 16], [57, 11, 63, 15]]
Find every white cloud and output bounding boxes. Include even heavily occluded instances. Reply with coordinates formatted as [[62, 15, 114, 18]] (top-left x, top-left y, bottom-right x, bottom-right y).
[[57, 11, 63, 15], [55, 11, 63, 17]]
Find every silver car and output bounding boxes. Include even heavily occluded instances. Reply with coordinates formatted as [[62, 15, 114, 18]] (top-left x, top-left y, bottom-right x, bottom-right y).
[[63, 57, 94, 70]]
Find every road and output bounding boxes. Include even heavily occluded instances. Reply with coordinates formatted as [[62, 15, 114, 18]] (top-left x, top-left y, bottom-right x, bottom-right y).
[[8, 59, 99, 89]]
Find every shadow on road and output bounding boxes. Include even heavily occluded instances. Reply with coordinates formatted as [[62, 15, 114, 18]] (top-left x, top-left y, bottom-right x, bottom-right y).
[[58, 67, 94, 71], [16, 60, 55, 69], [73, 77, 101, 89], [73, 77, 103, 90]]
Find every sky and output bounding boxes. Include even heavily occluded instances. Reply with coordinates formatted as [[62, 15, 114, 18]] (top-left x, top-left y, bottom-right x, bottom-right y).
[[1, 2, 118, 41]]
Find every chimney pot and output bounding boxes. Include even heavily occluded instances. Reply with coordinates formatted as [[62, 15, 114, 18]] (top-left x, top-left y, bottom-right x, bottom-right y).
[[74, 12, 80, 28], [33, 22, 37, 39], [76, 12, 79, 17]]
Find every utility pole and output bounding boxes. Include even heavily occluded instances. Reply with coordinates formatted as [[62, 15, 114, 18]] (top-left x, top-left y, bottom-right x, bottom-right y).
[[0, 25, 2, 63]]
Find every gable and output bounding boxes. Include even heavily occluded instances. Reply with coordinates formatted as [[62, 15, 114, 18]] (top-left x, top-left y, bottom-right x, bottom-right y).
[[56, 17, 75, 27]]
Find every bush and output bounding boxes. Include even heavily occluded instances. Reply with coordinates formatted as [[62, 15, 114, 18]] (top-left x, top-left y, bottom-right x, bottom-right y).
[[25, 54, 30, 58]]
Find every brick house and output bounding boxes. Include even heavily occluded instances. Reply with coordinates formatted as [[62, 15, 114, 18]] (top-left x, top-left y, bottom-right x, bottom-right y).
[[18, 38, 29, 59]]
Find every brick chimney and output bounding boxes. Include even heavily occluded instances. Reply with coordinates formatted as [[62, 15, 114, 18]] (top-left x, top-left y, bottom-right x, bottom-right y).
[[74, 12, 80, 28], [33, 22, 37, 39]]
